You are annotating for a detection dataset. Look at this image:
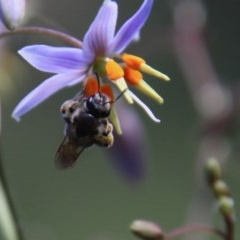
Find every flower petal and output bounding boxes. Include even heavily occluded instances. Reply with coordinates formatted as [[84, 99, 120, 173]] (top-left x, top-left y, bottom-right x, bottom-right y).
[[130, 91, 160, 123], [0, 0, 26, 29], [12, 72, 86, 121], [83, 0, 118, 57], [18, 45, 86, 74], [109, 0, 154, 54]]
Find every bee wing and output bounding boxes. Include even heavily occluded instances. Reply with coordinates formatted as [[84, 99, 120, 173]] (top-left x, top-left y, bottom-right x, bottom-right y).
[[55, 136, 87, 170], [73, 90, 85, 102]]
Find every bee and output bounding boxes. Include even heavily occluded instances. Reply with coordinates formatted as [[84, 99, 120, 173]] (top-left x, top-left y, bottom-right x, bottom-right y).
[[55, 88, 114, 169]]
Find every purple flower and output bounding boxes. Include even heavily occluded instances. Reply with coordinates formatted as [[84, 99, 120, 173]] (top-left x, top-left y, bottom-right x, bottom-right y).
[[109, 104, 147, 181], [0, 0, 26, 29], [12, 0, 169, 124]]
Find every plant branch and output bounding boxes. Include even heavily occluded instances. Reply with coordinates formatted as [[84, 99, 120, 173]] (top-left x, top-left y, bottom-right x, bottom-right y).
[[165, 224, 226, 240], [224, 215, 234, 240], [0, 26, 82, 48]]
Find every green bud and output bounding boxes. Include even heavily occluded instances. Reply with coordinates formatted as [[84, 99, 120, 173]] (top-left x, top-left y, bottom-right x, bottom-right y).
[[205, 157, 222, 184], [130, 220, 164, 240], [0, 0, 26, 29], [218, 196, 235, 217], [213, 180, 230, 198]]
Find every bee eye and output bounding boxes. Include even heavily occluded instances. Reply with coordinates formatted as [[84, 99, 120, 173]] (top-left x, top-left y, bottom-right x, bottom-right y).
[[86, 94, 111, 118], [69, 107, 74, 113], [72, 116, 78, 123]]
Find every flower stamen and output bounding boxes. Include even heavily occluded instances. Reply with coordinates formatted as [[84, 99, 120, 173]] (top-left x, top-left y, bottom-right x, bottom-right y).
[[121, 53, 145, 69], [84, 77, 99, 97], [109, 107, 122, 135], [105, 60, 124, 81], [123, 66, 142, 85], [122, 53, 170, 81], [136, 79, 164, 104], [113, 77, 133, 104], [140, 64, 170, 81], [100, 84, 114, 102], [124, 66, 163, 104]]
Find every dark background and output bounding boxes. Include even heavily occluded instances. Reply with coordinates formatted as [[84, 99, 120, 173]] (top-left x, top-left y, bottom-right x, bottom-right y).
[[1, 0, 239, 239]]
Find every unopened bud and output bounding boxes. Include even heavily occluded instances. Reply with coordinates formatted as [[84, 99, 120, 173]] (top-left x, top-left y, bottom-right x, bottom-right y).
[[0, 0, 26, 29], [130, 220, 164, 240], [205, 157, 222, 184], [213, 180, 230, 198], [218, 196, 235, 218]]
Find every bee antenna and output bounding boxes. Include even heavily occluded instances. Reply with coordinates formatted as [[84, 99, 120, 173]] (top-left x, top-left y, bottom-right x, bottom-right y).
[[104, 88, 128, 105], [94, 72, 102, 96], [115, 88, 128, 102]]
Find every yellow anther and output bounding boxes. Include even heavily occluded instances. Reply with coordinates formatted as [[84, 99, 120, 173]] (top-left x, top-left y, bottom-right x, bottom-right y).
[[123, 66, 142, 85], [105, 60, 124, 80]]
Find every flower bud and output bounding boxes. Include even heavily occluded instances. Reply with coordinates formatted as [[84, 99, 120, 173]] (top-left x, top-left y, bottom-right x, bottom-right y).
[[213, 180, 230, 198], [0, 0, 26, 29], [130, 220, 164, 240], [218, 196, 235, 218], [205, 157, 222, 184]]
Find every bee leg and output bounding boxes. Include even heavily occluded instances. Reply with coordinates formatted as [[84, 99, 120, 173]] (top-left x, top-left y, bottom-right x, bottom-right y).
[[94, 132, 114, 148]]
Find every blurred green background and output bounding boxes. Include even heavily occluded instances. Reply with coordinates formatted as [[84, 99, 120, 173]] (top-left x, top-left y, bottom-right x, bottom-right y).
[[1, 0, 240, 239]]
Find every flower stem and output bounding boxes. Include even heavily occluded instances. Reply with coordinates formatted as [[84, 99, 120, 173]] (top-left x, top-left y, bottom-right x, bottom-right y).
[[0, 152, 25, 240], [224, 215, 234, 240], [0, 26, 82, 48], [165, 224, 226, 239], [0, 94, 24, 240]]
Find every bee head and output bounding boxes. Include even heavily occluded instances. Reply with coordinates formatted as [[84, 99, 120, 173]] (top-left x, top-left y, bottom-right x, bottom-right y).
[[85, 93, 111, 119]]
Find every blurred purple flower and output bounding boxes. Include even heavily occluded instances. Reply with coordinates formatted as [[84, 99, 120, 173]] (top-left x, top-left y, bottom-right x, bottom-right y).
[[109, 104, 147, 181], [0, 0, 26, 29]]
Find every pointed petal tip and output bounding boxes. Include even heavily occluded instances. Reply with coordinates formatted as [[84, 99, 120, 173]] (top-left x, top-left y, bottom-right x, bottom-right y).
[[110, 0, 154, 54], [11, 113, 20, 122], [10, 73, 84, 124], [18, 48, 25, 57]]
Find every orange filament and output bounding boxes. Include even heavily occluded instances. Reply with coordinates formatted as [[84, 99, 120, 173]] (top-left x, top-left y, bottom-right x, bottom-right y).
[[123, 66, 143, 85], [84, 77, 99, 96], [101, 84, 114, 102], [105, 60, 124, 80], [83, 77, 114, 101], [121, 53, 146, 70]]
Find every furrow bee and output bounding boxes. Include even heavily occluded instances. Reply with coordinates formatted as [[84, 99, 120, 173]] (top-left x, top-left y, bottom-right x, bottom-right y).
[[55, 80, 114, 169]]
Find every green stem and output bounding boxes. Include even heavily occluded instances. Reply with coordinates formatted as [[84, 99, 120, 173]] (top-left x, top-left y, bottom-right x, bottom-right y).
[[0, 151, 24, 240], [0, 95, 24, 240], [165, 224, 226, 239], [0, 26, 82, 48]]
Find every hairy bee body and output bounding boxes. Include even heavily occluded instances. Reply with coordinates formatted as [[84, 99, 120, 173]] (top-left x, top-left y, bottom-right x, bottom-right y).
[[55, 92, 114, 169]]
